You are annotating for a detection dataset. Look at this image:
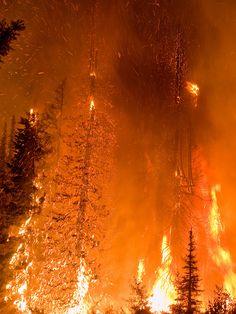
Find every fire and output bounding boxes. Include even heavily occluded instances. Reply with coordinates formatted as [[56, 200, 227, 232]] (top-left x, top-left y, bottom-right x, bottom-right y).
[[209, 184, 222, 241], [209, 185, 236, 297], [89, 97, 95, 111], [67, 258, 91, 314], [30, 108, 34, 115], [148, 234, 176, 313], [5, 216, 33, 313], [137, 259, 145, 283], [186, 81, 199, 97]]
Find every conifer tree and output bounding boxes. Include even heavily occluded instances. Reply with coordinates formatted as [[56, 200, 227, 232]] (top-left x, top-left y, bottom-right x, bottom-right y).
[[9, 110, 47, 216], [8, 115, 15, 163], [175, 229, 202, 314], [0, 19, 25, 62], [0, 122, 7, 182], [128, 279, 152, 314]]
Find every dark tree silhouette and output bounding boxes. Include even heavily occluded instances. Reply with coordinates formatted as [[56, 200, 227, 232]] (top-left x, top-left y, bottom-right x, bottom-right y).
[[175, 229, 202, 314], [0, 19, 25, 62], [8, 115, 16, 163], [9, 111, 48, 216], [0, 122, 7, 182], [128, 279, 152, 314]]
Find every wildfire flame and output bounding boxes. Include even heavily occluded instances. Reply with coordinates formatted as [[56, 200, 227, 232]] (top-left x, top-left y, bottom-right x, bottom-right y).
[[137, 259, 145, 283], [5, 216, 33, 313], [209, 185, 236, 297], [30, 108, 34, 115], [89, 97, 95, 111], [148, 234, 176, 313], [67, 258, 90, 314], [186, 81, 199, 97]]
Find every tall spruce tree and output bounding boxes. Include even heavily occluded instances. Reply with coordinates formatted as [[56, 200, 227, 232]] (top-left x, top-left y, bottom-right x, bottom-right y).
[[175, 229, 202, 314], [9, 110, 47, 216]]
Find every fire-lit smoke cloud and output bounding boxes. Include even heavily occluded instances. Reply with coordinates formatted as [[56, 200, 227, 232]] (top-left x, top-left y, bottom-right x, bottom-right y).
[[2, 0, 236, 309]]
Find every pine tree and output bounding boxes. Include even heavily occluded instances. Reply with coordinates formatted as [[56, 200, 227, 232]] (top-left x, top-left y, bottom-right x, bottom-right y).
[[128, 279, 152, 314], [0, 19, 25, 62], [176, 229, 202, 314], [9, 110, 47, 216], [8, 115, 15, 163]]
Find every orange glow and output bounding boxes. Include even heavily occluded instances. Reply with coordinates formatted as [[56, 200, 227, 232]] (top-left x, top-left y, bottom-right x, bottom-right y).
[[30, 108, 34, 115], [209, 185, 236, 297], [148, 234, 176, 313]]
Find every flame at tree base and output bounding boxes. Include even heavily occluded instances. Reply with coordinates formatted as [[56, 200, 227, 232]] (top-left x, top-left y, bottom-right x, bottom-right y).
[[148, 234, 176, 313], [66, 258, 91, 314]]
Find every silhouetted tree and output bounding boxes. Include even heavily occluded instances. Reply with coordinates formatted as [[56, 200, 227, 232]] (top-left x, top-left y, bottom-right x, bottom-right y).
[[0, 122, 7, 182], [9, 111, 48, 216], [128, 279, 152, 314], [8, 115, 15, 162], [175, 229, 202, 314], [0, 19, 25, 62]]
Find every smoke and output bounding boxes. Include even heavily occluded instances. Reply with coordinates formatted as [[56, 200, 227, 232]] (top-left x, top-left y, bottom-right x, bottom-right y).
[[1, 0, 236, 306]]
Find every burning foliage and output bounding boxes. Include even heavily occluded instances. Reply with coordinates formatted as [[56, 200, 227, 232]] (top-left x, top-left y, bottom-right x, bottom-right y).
[[0, 1, 236, 314]]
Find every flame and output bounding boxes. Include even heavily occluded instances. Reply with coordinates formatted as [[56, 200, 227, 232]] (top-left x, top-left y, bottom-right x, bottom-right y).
[[30, 108, 34, 115], [148, 234, 176, 313], [89, 97, 95, 111], [186, 81, 199, 97], [90, 71, 96, 78], [67, 258, 90, 314], [209, 185, 236, 297], [137, 259, 145, 283], [5, 217, 33, 313]]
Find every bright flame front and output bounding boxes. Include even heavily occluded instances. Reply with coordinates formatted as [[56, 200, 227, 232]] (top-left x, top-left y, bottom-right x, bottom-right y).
[[148, 234, 176, 313], [67, 258, 91, 314], [209, 185, 236, 297]]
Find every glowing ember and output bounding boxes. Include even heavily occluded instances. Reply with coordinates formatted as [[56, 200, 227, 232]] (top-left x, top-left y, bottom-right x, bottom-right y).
[[137, 259, 145, 283], [148, 234, 176, 313], [186, 81, 199, 97], [209, 185, 236, 297]]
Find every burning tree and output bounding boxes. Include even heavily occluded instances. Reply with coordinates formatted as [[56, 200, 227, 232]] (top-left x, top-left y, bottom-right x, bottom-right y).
[[206, 286, 236, 314], [174, 229, 202, 314], [2, 110, 50, 312]]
